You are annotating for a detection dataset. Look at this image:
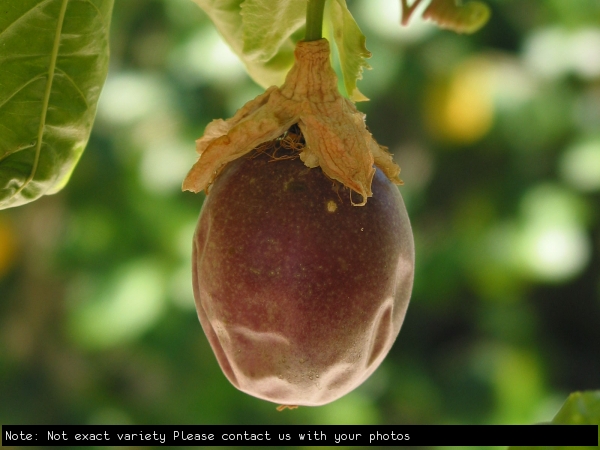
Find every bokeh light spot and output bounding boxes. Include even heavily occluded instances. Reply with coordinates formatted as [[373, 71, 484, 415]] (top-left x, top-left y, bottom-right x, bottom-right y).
[[523, 27, 600, 80], [518, 225, 590, 282], [559, 138, 600, 192], [97, 72, 174, 125], [169, 27, 246, 86], [359, 0, 434, 43], [68, 260, 166, 349], [140, 138, 197, 195], [569, 28, 600, 79], [515, 184, 591, 282], [523, 27, 570, 79]]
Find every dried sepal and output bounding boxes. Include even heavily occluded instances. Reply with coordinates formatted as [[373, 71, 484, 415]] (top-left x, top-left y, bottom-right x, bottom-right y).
[[182, 39, 402, 206]]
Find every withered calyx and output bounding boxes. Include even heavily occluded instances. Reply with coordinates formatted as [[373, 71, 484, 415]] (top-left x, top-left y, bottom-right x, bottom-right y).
[[182, 39, 401, 205]]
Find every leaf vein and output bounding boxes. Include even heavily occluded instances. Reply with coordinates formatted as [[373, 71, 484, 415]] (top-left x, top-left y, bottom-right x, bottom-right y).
[[0, 74, 47, 111], [54, 67, 90, 109], [0, 55, 49, 64], [0, 0, 55, 40], [0, 142, 37, 164], [80, 0, 106, 27], [8, 0, 70, 201]]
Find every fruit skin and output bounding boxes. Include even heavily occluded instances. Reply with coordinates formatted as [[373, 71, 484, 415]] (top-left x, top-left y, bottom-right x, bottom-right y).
[[192, 150, 415, 406]]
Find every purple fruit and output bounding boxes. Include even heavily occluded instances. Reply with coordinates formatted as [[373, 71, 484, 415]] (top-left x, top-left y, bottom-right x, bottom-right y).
[[192, 146, 414, 406]]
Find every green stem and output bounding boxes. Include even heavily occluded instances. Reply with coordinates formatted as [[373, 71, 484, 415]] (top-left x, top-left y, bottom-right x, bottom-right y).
[[305, 0, 326, 41]]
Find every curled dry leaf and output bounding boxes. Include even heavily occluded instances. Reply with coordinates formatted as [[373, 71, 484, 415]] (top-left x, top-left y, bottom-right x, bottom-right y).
[[422, 0, 491, 34], [182, 39, 401, 205]]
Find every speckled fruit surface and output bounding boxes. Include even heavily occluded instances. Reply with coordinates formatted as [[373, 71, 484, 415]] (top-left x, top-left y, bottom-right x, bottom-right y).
[[192, 150, 415, 406]]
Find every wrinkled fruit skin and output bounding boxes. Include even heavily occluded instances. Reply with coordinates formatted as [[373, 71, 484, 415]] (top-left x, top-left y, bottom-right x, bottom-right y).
[[192, 152, 415, 406]]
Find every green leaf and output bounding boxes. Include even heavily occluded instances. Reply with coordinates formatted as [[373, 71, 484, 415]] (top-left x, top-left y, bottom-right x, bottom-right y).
[[192, 0, 301, 88], [0, 0, 114, 210], [329, 0, 372, 102], [508, 391, 600, 450], [423, 0, 491, 34], [551, 391, 600, 426], [194, 0, 372, 101], [241, 0, 306, 62]]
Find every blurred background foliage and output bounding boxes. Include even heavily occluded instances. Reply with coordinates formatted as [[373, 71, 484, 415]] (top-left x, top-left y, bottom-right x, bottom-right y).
[[1, 0, 599, 448]]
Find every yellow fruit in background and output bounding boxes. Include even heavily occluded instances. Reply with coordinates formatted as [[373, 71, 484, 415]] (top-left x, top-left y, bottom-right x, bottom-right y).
[[0, 217, 17, 278], [425, 57, 495, 145]]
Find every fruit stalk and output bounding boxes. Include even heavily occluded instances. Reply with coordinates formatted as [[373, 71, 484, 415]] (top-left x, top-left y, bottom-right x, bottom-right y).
[[305, 0, 327, 41]]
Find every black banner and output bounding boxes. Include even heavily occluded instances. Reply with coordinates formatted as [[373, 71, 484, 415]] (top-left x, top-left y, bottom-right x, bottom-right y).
[[2, 424, 597, 446]]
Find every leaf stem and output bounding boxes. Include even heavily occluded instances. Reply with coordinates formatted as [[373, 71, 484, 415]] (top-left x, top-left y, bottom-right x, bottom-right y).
[[305, 0, 327, 41], [401, 0, 425, 25]]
